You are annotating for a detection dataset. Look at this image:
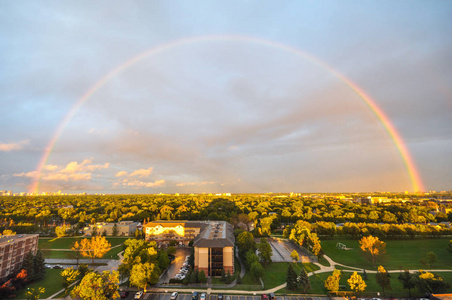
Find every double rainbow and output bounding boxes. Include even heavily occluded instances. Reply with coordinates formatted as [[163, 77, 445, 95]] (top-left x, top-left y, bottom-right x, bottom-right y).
[[30, 35, 424, 193]]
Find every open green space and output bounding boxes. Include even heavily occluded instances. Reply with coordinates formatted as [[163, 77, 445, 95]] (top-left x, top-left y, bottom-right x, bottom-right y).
[[14, 269, 64, 299], [38, 236, 129, 250], [321, 237, 452, 270], [239, 262, 319, 290], [300, 269, 452, 297], [39, 237, 129, 259]]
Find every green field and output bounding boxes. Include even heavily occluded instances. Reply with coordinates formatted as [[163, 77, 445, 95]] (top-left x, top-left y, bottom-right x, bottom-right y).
[[14, 269, 64, 299], [321, 238, 452, 270], [39, 236, 129, 259]]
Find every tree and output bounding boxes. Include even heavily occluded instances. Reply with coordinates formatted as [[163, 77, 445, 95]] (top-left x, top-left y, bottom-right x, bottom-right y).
[[129, 262, 160, 292], [33, 250, 46, 280], [290, 250, 299, 262], [286, 263, 298, 290], [22, 251, 35, 281], [236, 231, 255, 257], [359, 235, 386, 266], [157, 251, 170, 270], [324, 269, 341, 292], [245, 250, 259, 271], [79, 236, 111, 264], [297, 269, 311, 293], [347, 272, 367, 295], [198, 270, 207, 283], [112, 223, 119, 236], [398, 270, 415, 298], [26, 287, 45, 300], [250, 261, 264, 281], [376, 265, 391, 296], [71, 241, 82, 265], [257, 238, 272, 266], [61, 267, 80, 293], [226, 270, 232, 284], [414, 270, 450, 293], [71, 271, 120, 300], [420, 251, 438, 269], [55, 224, 70, 237]]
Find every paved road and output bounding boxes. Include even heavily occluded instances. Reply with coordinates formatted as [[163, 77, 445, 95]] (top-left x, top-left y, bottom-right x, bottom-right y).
[[147, 292, 328, 300]]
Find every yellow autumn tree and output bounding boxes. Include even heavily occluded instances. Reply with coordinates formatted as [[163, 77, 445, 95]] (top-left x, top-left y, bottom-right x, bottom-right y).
[[79, 236, 111, 263], [348, 271, 367, 294], [359, 235, 386, 266]]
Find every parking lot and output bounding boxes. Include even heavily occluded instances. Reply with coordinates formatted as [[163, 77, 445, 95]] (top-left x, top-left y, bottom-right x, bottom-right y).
[[146, 293, 327, 300]]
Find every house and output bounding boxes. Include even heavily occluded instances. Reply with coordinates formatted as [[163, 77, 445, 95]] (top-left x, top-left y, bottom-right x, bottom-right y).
[[84, 221, 139, 236]]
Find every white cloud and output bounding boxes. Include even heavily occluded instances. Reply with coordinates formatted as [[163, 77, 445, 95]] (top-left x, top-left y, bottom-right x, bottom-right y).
[[0, 140, 29, 152], [13, 159, 109, 182], [176, 181, 215, 187]]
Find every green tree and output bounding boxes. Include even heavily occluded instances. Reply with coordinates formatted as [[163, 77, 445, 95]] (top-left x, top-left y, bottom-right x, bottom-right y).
[[286, 263, 298, 290], [22, 251, 35, 281], [376, 265, 391, 296], [112, 223, 119, 236], [129, 262, 160, 292], [157, 251, 170, 270], [71, 271, 120, 300], [245, 250, 259, 271], [236, 231, 255, 257], [26, 287, 45, 300], [415, 270, 450, 293], [257, 238, 272, 266], [33, 250, 46, 280], [420, 251, 438, 269], [297, 269, 310, 293], [226, 270, 232, 284], [250, 261, 264, 281], [347, 272, 367, 295], [324, 269, 341, 293], [398, 270, 415, 298], [61, 267, 80, 293], [359, 235, 386, 267], [290, 250, 299, 262], [198, 270, 207, 283]]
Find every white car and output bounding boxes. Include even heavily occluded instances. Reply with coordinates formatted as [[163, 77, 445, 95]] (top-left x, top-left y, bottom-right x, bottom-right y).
[[171, 292, 179, 300], [135, 291, 144, 299]]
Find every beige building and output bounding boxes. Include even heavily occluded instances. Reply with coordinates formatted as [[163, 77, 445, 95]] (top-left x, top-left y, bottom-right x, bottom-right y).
[[0, 234, 39, 280], [143, 220, 235, 277], [84, 221, 139, 236]]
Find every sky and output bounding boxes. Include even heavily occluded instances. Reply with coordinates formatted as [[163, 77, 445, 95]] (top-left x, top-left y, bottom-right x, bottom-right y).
[[0, 1, 451, 194]]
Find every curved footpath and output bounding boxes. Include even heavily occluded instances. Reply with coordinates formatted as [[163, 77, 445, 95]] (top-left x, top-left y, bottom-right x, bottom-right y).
[[27, 252, 452, 299]]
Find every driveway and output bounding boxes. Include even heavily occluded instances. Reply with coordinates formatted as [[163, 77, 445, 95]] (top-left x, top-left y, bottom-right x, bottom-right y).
[[158, 247, 191, 284]]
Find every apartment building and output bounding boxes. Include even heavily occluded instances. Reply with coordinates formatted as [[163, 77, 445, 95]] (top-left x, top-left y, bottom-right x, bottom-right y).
[[143, 220, 235, 277], [0, 234, 39, 280]]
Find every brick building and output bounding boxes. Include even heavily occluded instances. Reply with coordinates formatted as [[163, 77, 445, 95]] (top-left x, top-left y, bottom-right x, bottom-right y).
[[143, 220, 235, 277], [0, 234, 39, 280]]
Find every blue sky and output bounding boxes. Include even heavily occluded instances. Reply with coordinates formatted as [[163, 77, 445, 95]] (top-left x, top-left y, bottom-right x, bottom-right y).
[[1, 1, 451, 193]]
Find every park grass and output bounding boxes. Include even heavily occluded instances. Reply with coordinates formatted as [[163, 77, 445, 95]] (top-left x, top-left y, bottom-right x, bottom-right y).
[[38, 236, 129, 250], [278, 268, 452, 296], [321, 237, 452, 270], [39, 236, 128, 259], [14, 269, 64, 299]]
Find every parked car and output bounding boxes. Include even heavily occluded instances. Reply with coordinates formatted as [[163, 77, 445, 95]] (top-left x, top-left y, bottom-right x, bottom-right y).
[[171, 292, 179, 300], [201, 293, 206, 300], [135, 291, 144, 299], [192, 291, 199, 300], [261, 295, 268, 300], [217, 294, 223, 300], [119, 290, 129, 298]]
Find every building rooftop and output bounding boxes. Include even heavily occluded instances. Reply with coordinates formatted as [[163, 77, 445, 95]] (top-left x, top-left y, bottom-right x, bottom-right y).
[[0, 234, 39, 245]]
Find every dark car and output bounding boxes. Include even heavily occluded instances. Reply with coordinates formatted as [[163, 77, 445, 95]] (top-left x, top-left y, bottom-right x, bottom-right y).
[[192, 292, 199, 300], [119, 290, 129, 298]]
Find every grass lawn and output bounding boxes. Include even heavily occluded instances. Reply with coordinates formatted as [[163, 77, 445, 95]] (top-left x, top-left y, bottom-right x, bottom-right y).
[[39, 237, 129, 259], [14, 269, 64, 299], [287, 268, 452, 296], [39, 236, 129, 250], [321, 237, 452, 270]]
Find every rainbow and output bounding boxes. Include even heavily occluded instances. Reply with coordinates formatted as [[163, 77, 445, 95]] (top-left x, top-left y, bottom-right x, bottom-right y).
[[30, 34, 424, 193]]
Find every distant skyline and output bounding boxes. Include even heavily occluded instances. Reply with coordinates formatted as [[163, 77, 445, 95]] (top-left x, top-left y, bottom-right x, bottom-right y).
[[1, 1, 451, 194]]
